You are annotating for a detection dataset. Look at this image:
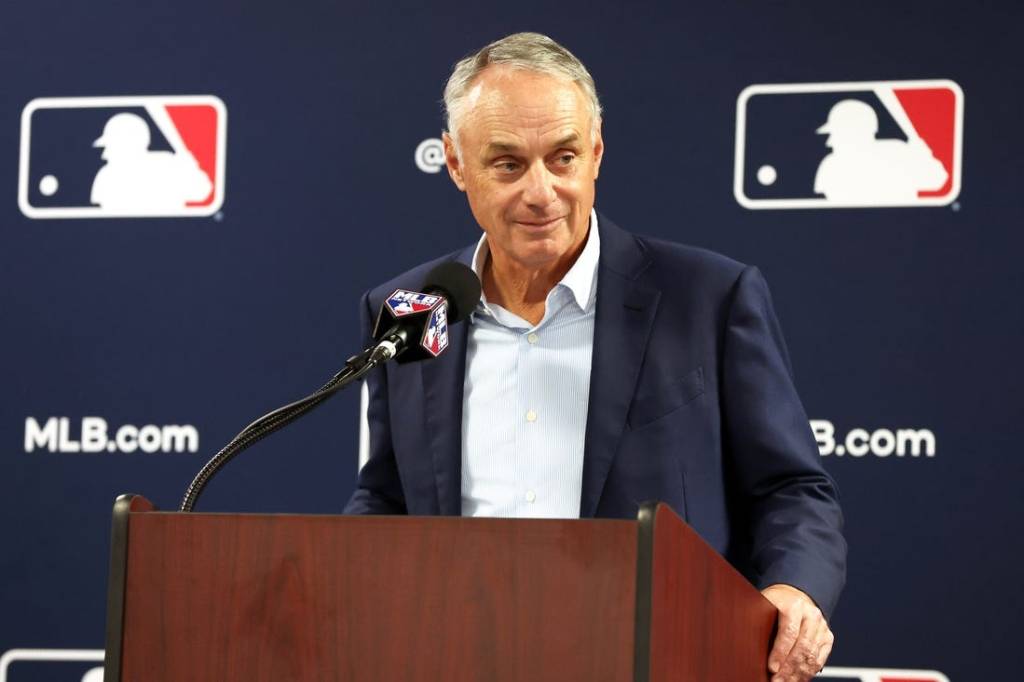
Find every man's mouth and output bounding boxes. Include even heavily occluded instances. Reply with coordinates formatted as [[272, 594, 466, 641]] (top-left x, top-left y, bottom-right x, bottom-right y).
[[515, 216, 564, 229]]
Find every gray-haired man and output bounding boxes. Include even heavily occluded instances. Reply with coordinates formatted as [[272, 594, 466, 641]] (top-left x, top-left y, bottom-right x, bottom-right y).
[[347, 33, 845, 682]]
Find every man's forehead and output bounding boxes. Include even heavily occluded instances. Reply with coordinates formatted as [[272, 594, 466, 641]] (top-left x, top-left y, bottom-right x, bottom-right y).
[[464, 80, 486, 111], [467, 67, 587, 116], [460, 68, 590, 145]]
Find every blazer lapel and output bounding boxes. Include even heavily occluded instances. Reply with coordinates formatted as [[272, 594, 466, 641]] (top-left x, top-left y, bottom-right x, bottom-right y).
[[580, 216, 660, 518], [419, 246, 476, 515]]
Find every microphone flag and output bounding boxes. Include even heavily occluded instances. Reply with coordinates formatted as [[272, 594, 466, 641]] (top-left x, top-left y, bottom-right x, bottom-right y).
[[374, 289, 450, 360]]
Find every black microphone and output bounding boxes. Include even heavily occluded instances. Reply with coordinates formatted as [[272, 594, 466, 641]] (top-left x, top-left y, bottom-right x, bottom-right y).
[[178, 262, 479, 512], [370, 261, 481, 364]]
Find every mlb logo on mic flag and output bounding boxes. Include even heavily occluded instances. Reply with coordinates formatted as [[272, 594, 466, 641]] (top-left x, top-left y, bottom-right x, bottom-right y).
[[422, 305, 449, 357], [385, 290, 442, 317], [18, 95, 226, 218], [379, 289, 450, 359], [734, 80, 963, 209]]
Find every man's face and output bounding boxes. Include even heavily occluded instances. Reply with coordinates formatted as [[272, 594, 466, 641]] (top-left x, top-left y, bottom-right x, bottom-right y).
[[443, 67, 604, 271]]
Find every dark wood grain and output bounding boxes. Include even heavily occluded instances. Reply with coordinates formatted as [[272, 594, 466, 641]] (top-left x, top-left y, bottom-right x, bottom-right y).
[[647, 504, 777, 682], [104, 494, 155, 682], [119, 512, 637, 682]]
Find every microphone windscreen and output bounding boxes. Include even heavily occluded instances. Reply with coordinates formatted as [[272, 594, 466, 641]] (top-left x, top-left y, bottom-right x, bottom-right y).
[[422, 262, 481, 324]]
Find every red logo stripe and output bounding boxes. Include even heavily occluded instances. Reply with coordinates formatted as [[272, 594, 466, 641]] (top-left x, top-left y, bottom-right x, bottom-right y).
[[165, 104, 219, 207], [893, 87, 957, 198]]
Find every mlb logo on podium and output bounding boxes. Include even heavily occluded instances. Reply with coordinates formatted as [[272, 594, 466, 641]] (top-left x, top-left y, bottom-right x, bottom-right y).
[[18, 95, 226, 219], [734, 80, 963, 209]]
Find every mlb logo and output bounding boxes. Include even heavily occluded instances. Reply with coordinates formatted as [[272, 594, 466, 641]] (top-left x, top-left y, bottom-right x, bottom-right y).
[[385, 290, 442, 317], [422, 304, 449, 357], [18, 95, 226, 218], [734, 80, 963, 209], [818, 665, 950, 682]]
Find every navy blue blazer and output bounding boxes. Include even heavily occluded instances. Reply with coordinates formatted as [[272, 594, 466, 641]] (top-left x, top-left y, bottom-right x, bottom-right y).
[[344, 214, 846, 618]]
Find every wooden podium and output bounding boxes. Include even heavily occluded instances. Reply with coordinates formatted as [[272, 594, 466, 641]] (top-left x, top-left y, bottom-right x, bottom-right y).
[[104, 496, 776, 681]]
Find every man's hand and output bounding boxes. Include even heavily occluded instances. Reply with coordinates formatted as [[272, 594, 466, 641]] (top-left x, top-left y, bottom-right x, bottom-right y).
[[761, 584, 834, 682]]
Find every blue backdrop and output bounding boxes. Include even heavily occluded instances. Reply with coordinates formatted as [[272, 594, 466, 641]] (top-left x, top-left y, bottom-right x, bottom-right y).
[[2, 1, 1022, 680]]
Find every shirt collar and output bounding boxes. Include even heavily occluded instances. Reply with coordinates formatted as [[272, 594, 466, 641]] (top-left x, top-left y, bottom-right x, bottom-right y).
[[470, 208, 601, 313]]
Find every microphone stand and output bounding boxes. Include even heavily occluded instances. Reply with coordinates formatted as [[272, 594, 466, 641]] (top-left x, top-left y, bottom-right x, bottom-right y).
[[179, 345, 387, 512]]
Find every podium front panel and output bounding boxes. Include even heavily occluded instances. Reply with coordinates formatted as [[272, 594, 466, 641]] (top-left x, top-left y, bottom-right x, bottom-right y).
[[118, 513, 637, 682]]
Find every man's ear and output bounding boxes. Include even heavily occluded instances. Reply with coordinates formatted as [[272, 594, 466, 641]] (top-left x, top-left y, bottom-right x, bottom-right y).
[[443, 132, 466, 192], [592, 118, 604, 180]]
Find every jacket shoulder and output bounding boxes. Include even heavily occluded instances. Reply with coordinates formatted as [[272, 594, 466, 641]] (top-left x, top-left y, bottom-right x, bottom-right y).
[[636, 235, 749, 296]]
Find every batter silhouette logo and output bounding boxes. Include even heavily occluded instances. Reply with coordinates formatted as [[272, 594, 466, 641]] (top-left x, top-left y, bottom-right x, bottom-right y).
[[18, 95, 227, 218], [734, 80, 963, 209]]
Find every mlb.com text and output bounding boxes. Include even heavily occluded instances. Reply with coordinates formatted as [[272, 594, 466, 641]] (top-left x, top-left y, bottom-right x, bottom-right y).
[[24, 417, 199, 453], [811, 419, 936, 458], [23, 417, 933, 458]]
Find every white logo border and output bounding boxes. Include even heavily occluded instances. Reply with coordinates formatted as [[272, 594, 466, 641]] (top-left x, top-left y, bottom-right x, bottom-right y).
[[18, 95, 228, 220], [733, 79, 964, 210], [0, 648, 104, 682]]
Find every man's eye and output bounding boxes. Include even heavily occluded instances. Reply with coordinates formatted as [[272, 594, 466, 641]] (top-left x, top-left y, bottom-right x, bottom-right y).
[[555, 154, 576, 165], [495, 161, 520, 173]]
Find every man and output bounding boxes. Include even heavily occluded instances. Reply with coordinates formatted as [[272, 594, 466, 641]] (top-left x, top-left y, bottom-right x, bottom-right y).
[[345, 32, 845, 682]]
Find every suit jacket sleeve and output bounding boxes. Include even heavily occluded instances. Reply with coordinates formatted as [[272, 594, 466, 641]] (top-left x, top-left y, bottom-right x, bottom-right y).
[[343, 290, 408, 514], [723, 266, 847, 619]]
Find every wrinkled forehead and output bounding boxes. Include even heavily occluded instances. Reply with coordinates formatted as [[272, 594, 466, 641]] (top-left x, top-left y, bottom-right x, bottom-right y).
[[459, 67, 592, 140]]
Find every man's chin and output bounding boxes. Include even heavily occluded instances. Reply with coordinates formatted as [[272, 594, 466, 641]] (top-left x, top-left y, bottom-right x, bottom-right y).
[[505, 242, 570, 270]]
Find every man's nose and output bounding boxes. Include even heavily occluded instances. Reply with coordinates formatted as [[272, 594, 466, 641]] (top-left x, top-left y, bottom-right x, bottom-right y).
[[521, 161, 558, 208]]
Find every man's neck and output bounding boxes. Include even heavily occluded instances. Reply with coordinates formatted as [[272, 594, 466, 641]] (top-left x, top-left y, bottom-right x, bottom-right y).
[[483, 233, 587, 326]]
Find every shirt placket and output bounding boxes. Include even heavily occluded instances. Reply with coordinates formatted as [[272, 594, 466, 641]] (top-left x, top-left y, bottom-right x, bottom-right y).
[[517, 289, 573, 517], [517, 315, 542, 517]]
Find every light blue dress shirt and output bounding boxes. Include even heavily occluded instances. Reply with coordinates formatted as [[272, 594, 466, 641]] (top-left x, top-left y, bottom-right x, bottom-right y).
[[461, 210, 600, 518]]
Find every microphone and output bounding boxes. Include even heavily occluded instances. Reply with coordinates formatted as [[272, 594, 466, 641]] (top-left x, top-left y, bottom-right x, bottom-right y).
[[178, 261, 479, 512], [370, 261, 481, 364]]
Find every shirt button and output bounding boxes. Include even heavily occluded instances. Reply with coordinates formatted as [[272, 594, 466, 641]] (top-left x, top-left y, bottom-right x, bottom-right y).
[[526, 410, 537, 422], [525, 490, 537, 503], [527, 333, 539, 344]]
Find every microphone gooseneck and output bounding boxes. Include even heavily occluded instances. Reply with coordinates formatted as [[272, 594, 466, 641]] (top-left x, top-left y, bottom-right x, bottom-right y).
[[179, 351, 378, 512], [179, 262, 481, 512]]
